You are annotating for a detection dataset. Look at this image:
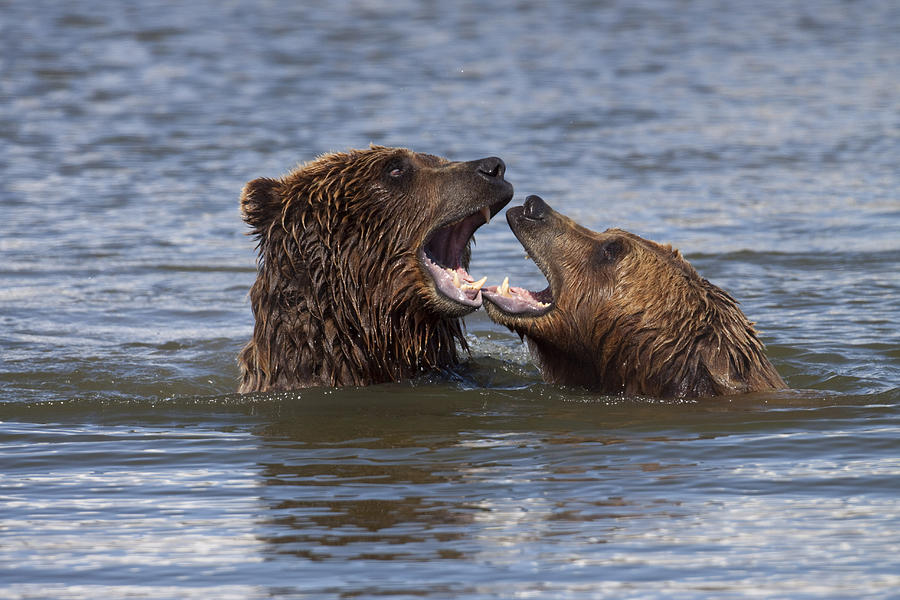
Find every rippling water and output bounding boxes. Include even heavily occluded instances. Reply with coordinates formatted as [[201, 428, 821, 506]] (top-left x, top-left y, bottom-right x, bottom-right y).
[[1, 1, 899, 598]]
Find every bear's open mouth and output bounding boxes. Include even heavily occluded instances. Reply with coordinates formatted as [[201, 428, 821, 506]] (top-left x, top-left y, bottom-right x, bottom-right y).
[[481, 267, 554, 317], [419, 202, 506, 308]]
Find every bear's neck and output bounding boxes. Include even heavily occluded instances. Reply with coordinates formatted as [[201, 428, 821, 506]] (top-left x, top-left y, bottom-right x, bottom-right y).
[[526, 337, 616, 391], [238, 260, 465, 393]]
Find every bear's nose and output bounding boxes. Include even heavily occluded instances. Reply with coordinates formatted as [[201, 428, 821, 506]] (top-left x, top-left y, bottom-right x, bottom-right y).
[[476, 157, 506, 181], [523, 195, 548, 220]]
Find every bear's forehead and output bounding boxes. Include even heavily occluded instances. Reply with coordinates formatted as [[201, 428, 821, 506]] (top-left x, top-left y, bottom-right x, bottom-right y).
[[630, 236, 699, 280], [415, 153, 449, 167]]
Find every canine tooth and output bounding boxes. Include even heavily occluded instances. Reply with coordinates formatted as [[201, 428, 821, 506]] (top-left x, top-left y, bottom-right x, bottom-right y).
[[452, 271, 461, 288], [470, 276, 487, 291], [480, 207, 491, 224], [499, 276, 510, 297]]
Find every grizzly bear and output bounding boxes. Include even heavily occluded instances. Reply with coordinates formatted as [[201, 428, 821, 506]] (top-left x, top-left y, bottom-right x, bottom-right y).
[[237, 146, 512, 392], [483, 195, 786, 398]]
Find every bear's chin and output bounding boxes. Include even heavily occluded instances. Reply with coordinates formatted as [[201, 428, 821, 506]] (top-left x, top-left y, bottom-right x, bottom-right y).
[[428, 291, 482, 318]]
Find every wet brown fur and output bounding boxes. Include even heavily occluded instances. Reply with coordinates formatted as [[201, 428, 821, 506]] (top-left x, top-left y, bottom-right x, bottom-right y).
[[487, 206, 786, 398], [238, 146, 496, 392]]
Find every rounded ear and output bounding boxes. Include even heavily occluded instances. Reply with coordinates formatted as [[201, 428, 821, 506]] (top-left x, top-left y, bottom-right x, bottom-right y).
[[592, 238, 625, 265], [240, 177, 281, 234]]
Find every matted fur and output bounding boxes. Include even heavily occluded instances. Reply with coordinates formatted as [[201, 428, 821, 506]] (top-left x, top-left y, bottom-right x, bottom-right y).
[[238, 146, 511, 392], [484, 198, 786, 398]]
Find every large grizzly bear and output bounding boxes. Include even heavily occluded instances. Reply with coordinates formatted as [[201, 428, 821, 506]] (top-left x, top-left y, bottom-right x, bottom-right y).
[[483, 195, 786, 398], [238, 146, 512, 392]]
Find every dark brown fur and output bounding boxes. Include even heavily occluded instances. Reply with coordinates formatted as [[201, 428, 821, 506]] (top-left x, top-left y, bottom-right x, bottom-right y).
[[484, 197, 786, 398], [238, 146, 511, 392]]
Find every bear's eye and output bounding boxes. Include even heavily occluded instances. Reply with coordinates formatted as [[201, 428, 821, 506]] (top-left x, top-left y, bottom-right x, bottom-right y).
[[593, 239, 624, 265], [385, 158, 408, 179]]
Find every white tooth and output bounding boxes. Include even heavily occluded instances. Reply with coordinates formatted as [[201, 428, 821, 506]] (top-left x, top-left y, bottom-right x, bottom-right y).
[[470, 276, 487, 291], [500, 276, 510, 297], [453, 271, 461, 288], [481, 207, 491, 224]]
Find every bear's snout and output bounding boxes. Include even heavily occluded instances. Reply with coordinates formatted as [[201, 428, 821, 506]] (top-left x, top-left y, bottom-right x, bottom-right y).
[[523, 195, 548, 221], [475, 157, 507, 182]]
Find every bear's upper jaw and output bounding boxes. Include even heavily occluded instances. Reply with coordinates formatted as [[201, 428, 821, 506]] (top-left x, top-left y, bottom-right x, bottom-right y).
[[420, 202, 504, 309]]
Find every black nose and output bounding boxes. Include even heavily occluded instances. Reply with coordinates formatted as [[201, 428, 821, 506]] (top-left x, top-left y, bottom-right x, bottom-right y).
[[476, 157, 506, 181], [523, 195, 548, 220]]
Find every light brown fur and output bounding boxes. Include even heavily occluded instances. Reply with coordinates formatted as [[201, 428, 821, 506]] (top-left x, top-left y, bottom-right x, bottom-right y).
[[484, 196, 786, 398]]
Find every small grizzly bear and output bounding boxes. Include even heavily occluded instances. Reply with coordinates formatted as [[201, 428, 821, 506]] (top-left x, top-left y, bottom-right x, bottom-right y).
[[238, 146, 513, 392], [483, 195, 786, 398]]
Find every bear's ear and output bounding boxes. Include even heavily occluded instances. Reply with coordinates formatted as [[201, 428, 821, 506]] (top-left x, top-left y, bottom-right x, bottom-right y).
[[592, 238, 625, 266], [240, 177, 282, 234]]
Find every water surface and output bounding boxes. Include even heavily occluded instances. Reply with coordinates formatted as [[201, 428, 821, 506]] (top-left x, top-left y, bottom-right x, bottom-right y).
[[1, 1, 898, 598]]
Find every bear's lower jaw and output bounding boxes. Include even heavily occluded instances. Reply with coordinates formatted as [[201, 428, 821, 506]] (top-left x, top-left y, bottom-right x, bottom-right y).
[[482, 280, 553, 318], [419, 248, 485, 310]]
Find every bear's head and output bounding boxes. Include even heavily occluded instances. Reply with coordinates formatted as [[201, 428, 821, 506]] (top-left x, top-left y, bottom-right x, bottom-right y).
[[483, 195, 785, 397], [239, 146, 513, 392]]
